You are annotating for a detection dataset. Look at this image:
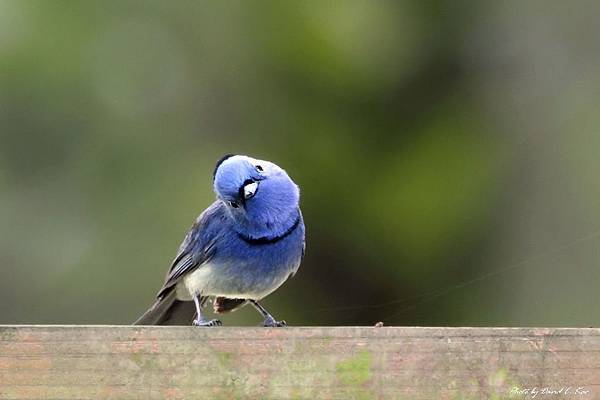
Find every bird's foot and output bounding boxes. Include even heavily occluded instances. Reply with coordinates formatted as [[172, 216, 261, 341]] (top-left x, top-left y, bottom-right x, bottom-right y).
[[192, 318, 222, 327], [263, 317, 287, 327]]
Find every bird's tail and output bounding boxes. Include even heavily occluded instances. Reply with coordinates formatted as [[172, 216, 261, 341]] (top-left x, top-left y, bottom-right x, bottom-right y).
[[133, 290, 189, 325]]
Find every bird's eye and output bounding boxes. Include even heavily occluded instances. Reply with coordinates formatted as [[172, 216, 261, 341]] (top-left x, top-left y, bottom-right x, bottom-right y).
[[255, 165, 263, 172], [229, 201, 239, 209]]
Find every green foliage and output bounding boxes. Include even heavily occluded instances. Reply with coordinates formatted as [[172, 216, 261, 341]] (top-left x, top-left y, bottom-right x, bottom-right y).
[[1, 0, 599, 327]]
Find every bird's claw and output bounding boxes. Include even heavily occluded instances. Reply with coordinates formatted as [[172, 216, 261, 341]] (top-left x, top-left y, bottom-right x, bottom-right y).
[[263, 318, 287, 327], [192, 318, 222, 327]]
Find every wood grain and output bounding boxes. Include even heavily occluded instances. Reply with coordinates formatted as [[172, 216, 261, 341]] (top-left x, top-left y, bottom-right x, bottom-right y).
[[0, 326, 599, 399]]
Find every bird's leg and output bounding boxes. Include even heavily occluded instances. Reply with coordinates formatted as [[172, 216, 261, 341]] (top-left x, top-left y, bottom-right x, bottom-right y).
[[250, 300, 286, 327], [192, 296, 222, 327]]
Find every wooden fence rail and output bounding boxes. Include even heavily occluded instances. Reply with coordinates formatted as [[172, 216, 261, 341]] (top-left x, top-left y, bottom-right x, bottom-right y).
[[0, 326, 599, 399]]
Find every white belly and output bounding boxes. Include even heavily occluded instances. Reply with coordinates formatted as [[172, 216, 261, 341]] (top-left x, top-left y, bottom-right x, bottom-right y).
[[174, 262, 292, 301], [176, 263, 216, 301]]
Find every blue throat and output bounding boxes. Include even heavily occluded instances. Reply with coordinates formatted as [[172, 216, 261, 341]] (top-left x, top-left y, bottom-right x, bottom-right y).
[[237, 211, 301, 245]]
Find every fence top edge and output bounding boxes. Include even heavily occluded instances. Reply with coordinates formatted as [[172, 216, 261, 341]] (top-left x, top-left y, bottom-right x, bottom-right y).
[[1, 325, 599, 332]]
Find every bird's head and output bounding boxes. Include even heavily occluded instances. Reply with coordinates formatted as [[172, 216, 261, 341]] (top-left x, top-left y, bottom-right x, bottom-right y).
[[213, 155, 300, 231]]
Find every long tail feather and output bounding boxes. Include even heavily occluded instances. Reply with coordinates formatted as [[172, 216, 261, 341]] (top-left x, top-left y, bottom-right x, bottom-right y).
[[134, 290, 185, 325]]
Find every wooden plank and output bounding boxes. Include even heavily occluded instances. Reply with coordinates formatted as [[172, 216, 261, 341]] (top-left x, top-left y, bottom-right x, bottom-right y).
[[0, 326, 598, 399]]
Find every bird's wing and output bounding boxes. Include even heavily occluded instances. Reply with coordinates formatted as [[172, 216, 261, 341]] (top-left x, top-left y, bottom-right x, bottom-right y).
[[156, 202, 223, 299]]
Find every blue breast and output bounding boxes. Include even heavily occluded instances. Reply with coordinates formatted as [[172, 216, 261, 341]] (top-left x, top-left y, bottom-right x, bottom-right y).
[[201, 208, 305, 297]]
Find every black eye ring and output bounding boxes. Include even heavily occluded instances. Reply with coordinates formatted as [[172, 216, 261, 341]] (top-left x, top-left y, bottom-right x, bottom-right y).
[[255, 165, 263, 172], [229, 201, 240, 209]]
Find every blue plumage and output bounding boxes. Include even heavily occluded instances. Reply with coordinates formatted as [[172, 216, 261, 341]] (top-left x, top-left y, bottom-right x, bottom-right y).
[[135, 155, 305, 327]]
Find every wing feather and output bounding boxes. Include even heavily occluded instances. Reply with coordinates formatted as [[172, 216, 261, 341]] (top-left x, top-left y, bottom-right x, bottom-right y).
[[156, 202, 223, 299]]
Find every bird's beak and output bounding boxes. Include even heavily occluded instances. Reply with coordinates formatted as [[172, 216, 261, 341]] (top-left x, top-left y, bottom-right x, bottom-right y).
[[243, 181, 259, 200]]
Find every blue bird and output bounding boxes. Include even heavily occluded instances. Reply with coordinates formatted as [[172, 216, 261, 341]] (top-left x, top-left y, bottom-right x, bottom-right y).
[[134, 155, 305, 327]]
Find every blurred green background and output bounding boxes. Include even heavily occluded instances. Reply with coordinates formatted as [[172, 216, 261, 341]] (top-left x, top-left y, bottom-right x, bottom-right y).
[[1, 0, 599, 327]]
